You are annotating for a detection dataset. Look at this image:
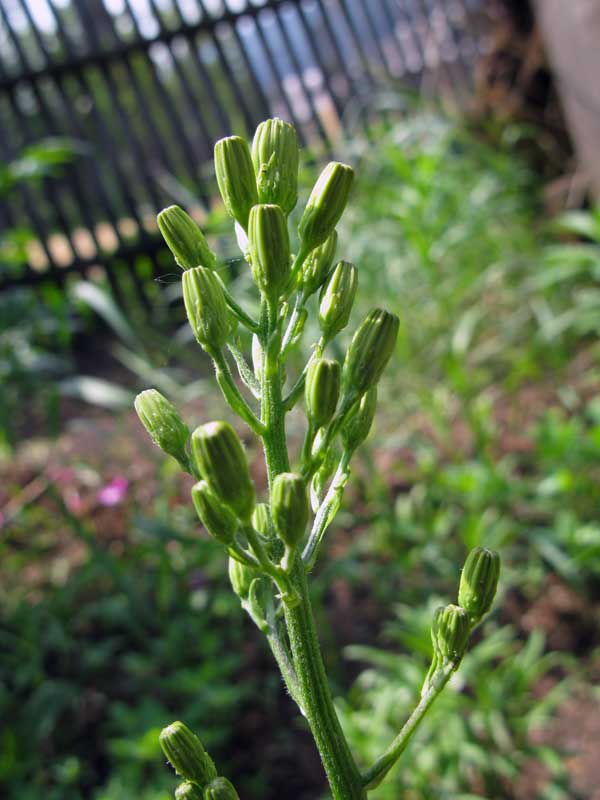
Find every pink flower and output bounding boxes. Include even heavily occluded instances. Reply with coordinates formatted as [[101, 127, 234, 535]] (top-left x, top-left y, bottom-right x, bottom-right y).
[[97, 476, 129, 507]]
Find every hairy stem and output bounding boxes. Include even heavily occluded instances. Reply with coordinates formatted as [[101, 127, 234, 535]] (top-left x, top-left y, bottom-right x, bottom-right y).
[[283, 559, 366, 799], [228, 342, 261, 398], [259, 301, 365, 799], [212, 350, 265, 435], [214, 272, 260, 332], [361, 664, 454, 790]]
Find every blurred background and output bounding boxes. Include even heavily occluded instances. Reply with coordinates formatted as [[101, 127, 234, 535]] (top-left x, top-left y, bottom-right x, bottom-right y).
[[1, 0, 600, 798]]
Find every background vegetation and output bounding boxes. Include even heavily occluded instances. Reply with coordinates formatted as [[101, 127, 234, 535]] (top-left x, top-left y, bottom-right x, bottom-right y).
[[2, 110, 600, 799]]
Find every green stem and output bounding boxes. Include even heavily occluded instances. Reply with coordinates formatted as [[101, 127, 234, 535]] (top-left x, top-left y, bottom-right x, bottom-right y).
[[212, 350, 265, 435], [242, 524, 297, 605], [361, 664, 454, 790], [301, 418, 317, 467], [302, 392, 360, 482], [260, 301, 290, 483], [214, 273, 260, 332], [303, 450, 351, 570], [289, 244, 311, 290], [228, 342, 261, 398], [284, 560, 366, 799], [259, 303, 365, 799], [281, 291, 306, 355], [264, 595, 302, 709]]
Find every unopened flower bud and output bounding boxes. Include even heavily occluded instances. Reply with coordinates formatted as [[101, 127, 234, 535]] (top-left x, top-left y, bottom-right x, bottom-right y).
[[191, 422, 255, 521], [305, 358, 341, 428], [301, 230, 338, 297], [203, 777, 240, 800], [318, 260, 357, 339], [192, 480, 239, 545], [298, 161, 354, 252], [182, 267, 232, 352], [432, 604, 470, 666], [252, 117, 299, 214], [341, 386, 377, 452], [159, 721, 217, 786], [343, 308, 399, 395], [458, 547, 500, 623], [228, 556, 257, 598], [247, 204, 290, 300], [176, 782, 204, 800], [157, 205, 216, 270], [271, 472, 309, 548], [214, 135, 257, 229], [135, 389, 189, 465], [251, 502, 271, 537]]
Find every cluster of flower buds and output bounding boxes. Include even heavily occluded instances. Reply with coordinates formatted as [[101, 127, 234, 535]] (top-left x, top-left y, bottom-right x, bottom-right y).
[[138, 116, 506, 798], [424, 547, 500, 695], [136, 119, 405, 614], [160, 722, 239, 799]]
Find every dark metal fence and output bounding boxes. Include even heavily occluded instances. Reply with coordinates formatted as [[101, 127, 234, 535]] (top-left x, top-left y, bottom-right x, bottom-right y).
[[0, 0, 496, 293]]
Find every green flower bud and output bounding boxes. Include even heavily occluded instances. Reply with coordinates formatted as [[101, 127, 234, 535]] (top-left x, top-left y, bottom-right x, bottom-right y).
[[341, 386, 377, 452], [305, 358, 341, 428], [271, 472, 309, 548], [159, 721, 217, 786], [157, 205, 216, 270], [251, 502, 271, 537], [247, 204, 291, 300], [228, 556, 257, 598], [182, 267, 233, 352], [203, 777, 240, 800], [432, 604, 470, 666], [252, 117, 299, 214], [343, 308, 399, 395], [301, 230, 338, 296], [191, 421, 255, 521], [135, 389, 189, 465], [318, 260, 357, 339], [458, 547, 501, 623], [214, 135, 257, 229], [191, 480, 239, 545], [298, 161, 354, 252], [176, 782, 204, 800], [310, 440, 341, 512]]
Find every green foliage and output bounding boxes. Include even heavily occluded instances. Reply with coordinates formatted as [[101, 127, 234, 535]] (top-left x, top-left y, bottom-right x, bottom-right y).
[[0, 285, 74, 450], [4, 111, 600, 799], [339, 611, 577, 799], [0, 494, 252, 800], [0, 138, 80, 198]]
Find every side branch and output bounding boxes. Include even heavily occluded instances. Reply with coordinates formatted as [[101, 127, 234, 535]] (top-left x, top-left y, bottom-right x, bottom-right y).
[[361, 664, 454, 790], [211, 350, 265, 435], [302, 451, 351, 570]]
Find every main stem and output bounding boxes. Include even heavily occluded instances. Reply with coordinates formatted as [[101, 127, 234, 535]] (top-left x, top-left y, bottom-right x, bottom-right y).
[[260, 303, 366, 800]]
